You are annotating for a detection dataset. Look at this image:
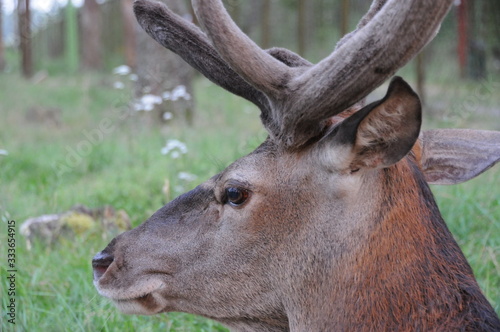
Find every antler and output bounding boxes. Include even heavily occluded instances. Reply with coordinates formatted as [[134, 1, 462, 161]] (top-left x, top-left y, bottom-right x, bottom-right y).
[[192, 0, 453, 147], [192, 0, 293, 98], [133, 0, 312, 131], [133, 0, 269, 111], [135, 0, 453, 148]]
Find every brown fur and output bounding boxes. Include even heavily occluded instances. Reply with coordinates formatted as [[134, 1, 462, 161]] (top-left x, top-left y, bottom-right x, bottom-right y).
[[337, 156, 499, 331]]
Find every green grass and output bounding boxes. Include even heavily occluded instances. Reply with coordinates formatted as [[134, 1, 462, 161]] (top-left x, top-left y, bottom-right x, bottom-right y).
[[0, 71, 499, 331]]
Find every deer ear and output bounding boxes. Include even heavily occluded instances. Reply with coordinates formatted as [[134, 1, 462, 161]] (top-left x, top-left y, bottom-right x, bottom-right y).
[[325, 77, 421, 171], [421, 129, 500, 185]]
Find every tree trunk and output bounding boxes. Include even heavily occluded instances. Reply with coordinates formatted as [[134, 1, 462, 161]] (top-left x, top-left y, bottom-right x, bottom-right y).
[[82, 0, 102, 70], [315, 0, 324, 31], [47, 19, 65, 59], [121, 0, 137, 70], [18, 0, 33, 78], [340, 0, 350, 37], [261, 0, 271, 49], [465, 0, 485, 80], [135, 0, 195, 125], [415, 52, 426, 107], [0, 0, 6, 71], [457, 0, 468, 78], [297, 0, 306, 56], [65, 0, 79, 73], [485, 0, 500, 72]]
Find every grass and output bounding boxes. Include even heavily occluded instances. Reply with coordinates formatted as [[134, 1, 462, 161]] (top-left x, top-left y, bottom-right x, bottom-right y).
[[0, 70, 499, 331]]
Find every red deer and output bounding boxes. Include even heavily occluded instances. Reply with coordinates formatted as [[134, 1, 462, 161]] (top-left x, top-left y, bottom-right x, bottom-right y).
[[93, 0, 500, 330]]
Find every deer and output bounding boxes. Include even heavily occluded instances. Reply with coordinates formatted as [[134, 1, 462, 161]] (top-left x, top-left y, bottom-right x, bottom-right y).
[[92, 0, 500, 330]]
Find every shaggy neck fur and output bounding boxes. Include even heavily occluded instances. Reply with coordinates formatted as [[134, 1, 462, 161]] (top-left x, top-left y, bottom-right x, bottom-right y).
[[331, 156, 500, 331]]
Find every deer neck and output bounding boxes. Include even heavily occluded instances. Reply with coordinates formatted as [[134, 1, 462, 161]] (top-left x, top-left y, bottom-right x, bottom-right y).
[[309, 158, 492, 331]]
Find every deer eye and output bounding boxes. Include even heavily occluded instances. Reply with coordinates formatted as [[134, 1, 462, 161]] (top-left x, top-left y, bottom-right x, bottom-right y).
[[225, 187, 250, 207]]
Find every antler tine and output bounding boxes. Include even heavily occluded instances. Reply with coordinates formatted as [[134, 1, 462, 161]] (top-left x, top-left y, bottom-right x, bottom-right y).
[[191, 0, 292, 98], [284, 0, 454, 147]]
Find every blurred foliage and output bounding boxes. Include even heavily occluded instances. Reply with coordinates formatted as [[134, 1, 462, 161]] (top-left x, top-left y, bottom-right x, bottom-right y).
[[1, 0, 500, 77]]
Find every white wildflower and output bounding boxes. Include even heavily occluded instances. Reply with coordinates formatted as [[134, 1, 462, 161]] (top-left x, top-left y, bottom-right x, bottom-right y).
[[0, 149, 8, 156], [163, 112, 173, 121], [129, 74, 138, 81], [134, 94, 163, 112], [113, 81, 125, 89], [142, 94, 163, 105], [171, 85, 191, 101], [161, 139, 188, 157], [178, 172, 197, 182], [113, 65, 131, 76]]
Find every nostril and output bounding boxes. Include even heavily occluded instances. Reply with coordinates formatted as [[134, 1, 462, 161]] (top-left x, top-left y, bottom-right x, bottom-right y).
[[92, 251, 114, 280]]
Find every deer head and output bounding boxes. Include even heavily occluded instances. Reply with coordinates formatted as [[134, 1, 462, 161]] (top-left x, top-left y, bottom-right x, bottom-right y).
[[93, 0, 500, 330]]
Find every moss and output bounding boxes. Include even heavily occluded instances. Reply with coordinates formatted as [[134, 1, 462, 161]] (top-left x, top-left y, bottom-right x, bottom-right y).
[[61, 212, 96, 234]]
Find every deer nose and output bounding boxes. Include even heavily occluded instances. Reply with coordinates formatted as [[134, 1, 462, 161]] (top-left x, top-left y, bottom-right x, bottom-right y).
[[92, 251, 114, 280]]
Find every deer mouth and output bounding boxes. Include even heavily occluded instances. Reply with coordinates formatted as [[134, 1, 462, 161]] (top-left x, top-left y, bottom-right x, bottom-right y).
[[94, 277, 169, 315], [112, 292, 169, 315]]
